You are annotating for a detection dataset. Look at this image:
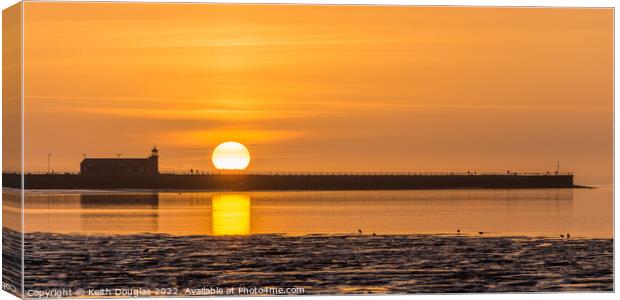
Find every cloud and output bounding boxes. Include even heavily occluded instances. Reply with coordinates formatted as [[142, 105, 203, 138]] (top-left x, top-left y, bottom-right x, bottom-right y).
[[158, 128, 301, 147]]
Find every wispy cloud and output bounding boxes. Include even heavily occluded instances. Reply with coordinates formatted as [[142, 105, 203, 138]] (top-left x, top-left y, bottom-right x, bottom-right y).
[[159, 128, 301, 146]]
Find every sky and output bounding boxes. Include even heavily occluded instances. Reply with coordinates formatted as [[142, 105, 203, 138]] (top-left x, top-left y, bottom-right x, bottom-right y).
[[19, 3, 612, 184]]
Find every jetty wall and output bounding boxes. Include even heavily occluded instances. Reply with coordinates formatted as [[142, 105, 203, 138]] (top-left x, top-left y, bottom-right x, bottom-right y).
[[3, 173, 574, 190]]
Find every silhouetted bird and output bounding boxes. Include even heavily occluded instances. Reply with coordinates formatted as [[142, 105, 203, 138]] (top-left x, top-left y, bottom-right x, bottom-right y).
[[560, 234, 565, 238], [478, 231, 484, 235], [457, 229, 461, 234], [358, 229, 363, 235], [567, 233, 570, 239], [372, 233, 376, 236]]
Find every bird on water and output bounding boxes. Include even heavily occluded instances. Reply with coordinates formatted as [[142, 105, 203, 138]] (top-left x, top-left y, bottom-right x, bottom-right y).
[[358, 229, 363, 235]]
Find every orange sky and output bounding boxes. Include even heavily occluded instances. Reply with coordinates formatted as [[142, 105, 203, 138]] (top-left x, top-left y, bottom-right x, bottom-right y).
[[20, 3, 612, 184]]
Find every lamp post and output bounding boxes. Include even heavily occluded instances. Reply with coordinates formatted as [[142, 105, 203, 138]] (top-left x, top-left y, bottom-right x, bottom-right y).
[[47, 153, 52, 174]]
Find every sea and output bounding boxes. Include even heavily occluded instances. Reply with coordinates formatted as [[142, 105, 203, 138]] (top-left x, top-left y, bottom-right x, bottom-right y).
[[2, 187, 613, 295]]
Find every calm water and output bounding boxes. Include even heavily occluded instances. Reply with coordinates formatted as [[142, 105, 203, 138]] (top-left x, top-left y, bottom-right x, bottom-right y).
[[4, 187, 612, 238], [2, 187, 613, 295]]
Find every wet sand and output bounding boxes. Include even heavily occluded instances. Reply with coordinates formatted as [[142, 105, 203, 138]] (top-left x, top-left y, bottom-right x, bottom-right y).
[[4, 228, 613, 296]]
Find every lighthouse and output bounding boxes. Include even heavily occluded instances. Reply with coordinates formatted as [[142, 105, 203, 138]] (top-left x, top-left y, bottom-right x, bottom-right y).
[[150, 146, 159, 159]]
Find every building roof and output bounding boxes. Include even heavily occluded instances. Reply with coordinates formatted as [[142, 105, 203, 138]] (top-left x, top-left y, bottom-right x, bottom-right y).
[[82, 158, 154, 162]]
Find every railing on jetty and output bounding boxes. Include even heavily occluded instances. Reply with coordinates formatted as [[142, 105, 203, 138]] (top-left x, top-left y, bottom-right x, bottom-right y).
[[16, 171, 573, 176], [208, 171, 574, 176]]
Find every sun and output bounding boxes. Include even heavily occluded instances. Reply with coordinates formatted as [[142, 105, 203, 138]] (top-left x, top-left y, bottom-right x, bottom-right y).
[[212, 142, 251, 170]]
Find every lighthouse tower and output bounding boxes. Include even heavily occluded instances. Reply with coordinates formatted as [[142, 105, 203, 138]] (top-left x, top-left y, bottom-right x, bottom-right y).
[[149, 146, 159, 174], [150, 146, 159, 158]]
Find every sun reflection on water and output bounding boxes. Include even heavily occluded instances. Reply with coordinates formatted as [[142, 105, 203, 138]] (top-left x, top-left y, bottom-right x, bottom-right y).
[[211, 194, 251, 236]]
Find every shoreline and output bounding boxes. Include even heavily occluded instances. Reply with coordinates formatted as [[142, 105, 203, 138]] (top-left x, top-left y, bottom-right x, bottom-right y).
[[3, 228, 612, 240]]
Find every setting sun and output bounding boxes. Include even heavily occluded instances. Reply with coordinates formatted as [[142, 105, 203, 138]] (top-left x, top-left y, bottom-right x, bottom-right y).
[[211, 142, 251, 170]]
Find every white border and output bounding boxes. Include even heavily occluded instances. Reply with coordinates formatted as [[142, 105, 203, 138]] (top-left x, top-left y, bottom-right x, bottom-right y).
[[0, 1, 616, 300], [14, 0, 619, 7]]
